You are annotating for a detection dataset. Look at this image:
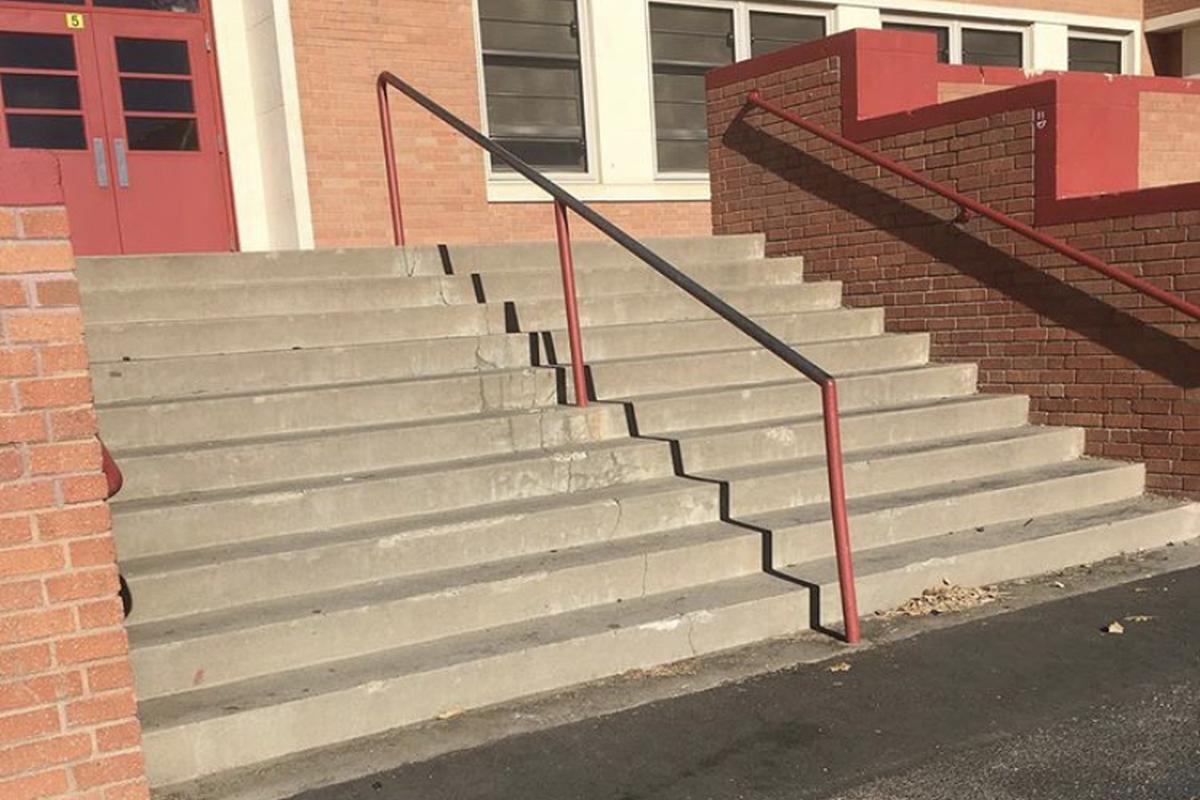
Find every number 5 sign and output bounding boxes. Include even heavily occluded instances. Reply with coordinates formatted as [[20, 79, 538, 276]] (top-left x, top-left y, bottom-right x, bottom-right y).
[[65, 12, 86, 29]]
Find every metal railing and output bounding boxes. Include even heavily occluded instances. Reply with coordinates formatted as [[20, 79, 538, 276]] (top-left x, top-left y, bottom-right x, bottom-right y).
[[377, 71, 862, 644], [745, 90, 1200, 322]]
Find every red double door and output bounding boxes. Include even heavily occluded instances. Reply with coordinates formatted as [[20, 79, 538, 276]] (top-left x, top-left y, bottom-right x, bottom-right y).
[[0, 1, 234, 255]]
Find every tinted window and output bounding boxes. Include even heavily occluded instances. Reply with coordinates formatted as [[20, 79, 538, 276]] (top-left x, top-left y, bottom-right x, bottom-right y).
[[126, 116, 198, 150], [749, 12, 826, 58], [1, 74, 81, 110], [95, 0, 199, 10], [1069, 38, 1123, 73], [121, 77, 194, 112], [6, 114, 86, 149], [0, 32, 76, 70], [116, 38, 190, 75], [962, 29, 1023, 67]]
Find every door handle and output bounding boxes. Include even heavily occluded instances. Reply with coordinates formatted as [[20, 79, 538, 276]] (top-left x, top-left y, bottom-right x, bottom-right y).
[[113, 138, 129, 188], [92, 138, 109, 188]]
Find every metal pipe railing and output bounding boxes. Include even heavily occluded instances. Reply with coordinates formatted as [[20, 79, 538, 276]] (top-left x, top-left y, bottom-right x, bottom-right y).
[[745, 90, 1200, 322], [376, 71, 861, 644]]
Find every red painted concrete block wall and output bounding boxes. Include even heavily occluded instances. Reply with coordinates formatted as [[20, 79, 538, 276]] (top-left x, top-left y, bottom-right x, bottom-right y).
[[0, 155, 148, 800], [707, 46, 1199, 499]]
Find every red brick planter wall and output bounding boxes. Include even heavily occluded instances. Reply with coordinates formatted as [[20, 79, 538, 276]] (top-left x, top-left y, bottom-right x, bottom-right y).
[[0, 155, 148, 800], [707, 40, 1199, 499]]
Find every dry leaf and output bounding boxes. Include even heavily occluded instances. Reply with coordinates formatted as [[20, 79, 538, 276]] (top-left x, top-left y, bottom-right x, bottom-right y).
[[828, 662, 852, 673], [1124, 615, 1155, 623], [1049, 581, 1066, 589], [435, 707, 464, 720], [1103, 621, 1125, 635]]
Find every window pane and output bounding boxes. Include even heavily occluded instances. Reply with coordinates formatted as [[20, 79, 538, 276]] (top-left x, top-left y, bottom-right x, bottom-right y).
[[126, 116, 198, 150], [962, 29, 1023, 67], [749, 12, 826, 58], [0, 32, 76, 70], [478, 0, 587, 172], [1, 74, 80, 110], [95, 0, 199, 10], [649, 4, 732, 173], [115, 38, 190, 75], [1069, 38, 1122, 73], [121, 77, 194, 112], [5, 113, 85, 149], [3, 1, 82, 4], [883, 22, 951, 63]]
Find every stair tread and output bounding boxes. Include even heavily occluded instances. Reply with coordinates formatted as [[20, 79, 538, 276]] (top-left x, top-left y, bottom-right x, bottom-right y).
[[137, 493, 1193, 734]]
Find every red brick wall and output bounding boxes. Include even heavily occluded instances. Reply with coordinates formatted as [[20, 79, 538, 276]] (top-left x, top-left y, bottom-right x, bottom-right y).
[[1145, 0, 1200, 19], [708, 54, 1199, 498], [0, 156, 148, 800], [288, 0, 710, 248]]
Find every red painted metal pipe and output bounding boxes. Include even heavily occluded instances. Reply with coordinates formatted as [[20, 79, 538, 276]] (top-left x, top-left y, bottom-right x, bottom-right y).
[[377, 76, 406, 247], [820, 381, 860, 644], [746, 91, 1200, 322], [554, 200, 589, 407], [99, 440, 123, 500]]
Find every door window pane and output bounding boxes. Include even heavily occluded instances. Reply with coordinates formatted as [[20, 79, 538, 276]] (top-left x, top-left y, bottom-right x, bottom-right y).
[[962, 29, 1023, 67], [4, 1, 82, 5], [1, 74, 80, 110], [883, 22, 951, 63], [126, 116, 197, 150], [121, 77, 194, 112], [6, 113, 85, 149], [749, 12, 826, 58], [0, 32, 76, 70], [1069, 38, 1123, 73], [649, 4, 733, 172], [115, 38, 190, 75], [478, 0, 587, 172], [95, 0, 199, 10]]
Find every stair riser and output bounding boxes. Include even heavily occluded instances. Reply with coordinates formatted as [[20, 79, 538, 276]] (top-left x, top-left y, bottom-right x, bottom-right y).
[[629, 364, 979, 433], [679, 396, 1029, 472], [537, 309, 883, 363], [773, 464, 1147, 568], [583, 335, 930, 399], [125, 482, 723, 620], [116, 405, 633, 501], [99, 369, 559, 452], [114, 442, 677, 557], [727, 429, 1085, 517], [86, 304, 509, 361], [140, 590, 805, 787], [511, 284, 841, 331], [92, 335, 533, 405]]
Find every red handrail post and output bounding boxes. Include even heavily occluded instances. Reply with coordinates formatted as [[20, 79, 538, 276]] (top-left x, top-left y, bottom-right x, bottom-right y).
[[99, 440, 123, 499], [554, 200, 588, 407], [820, 381, 860, 644], [377, 77, 406, 247]]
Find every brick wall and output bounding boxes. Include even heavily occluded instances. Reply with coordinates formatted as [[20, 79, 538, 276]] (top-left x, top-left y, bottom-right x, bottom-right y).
[[0, 156, 148, 800], [1145, 0, 1200, 19], [288, 0, 710, 248], [708, 50, 1199, 498], [1141, 91, 1200, 186]]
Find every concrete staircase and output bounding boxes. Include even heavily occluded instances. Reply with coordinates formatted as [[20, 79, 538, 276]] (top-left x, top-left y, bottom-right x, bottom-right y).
[[77, 235, 1199, 791]]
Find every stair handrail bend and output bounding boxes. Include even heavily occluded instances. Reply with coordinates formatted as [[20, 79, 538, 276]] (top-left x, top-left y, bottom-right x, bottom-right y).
[[377, 71, 862, 644], [744, 91, 1200, 321]]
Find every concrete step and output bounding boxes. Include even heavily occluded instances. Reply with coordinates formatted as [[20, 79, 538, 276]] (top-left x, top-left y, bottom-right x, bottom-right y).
[[137, 495, 1198, 787], [576, 333, 929, 399], [85, 303, 509, 361], [118, 394, 1024, 618], [91, 333, 534, 405], [97, 368, 559, 451], [112, 437, 679, 559], [125, 456, 1143, 702], [114, 404, 632, 502], [535, 307, 883, 363], [509, 282, 841, 331]]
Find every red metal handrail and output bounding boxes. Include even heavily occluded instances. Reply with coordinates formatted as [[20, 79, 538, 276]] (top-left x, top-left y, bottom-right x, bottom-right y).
[[376, 72, 861, 643], [745, 91, 1200, 321]]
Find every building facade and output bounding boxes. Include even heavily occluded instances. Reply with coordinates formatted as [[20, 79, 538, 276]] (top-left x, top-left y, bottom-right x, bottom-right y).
[[0, 0, 1196, 256]]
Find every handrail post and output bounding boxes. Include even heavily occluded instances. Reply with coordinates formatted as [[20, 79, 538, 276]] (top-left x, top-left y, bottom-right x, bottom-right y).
[[553, 200, 588, 407], [820, 381, 860, 644], [376, 78, 406, 247]]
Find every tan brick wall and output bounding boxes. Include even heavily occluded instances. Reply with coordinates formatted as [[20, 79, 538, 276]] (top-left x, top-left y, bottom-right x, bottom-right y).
[[1145, 0, 1200, 19], [0, 157, 148, 800], [1141, 91, 1200, 187], [288, 0, 709, 248], [938, 83, 1010, 103], [709, 53, 1199, 498]]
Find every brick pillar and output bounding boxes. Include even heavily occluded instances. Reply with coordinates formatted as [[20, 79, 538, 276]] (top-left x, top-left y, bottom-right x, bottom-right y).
[[0, 154, 148, 799]]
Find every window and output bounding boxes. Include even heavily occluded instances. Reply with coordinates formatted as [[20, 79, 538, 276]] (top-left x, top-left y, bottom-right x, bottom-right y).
[[1069, 37, 1123, 73], [882, 22, 950, 63], [748, 11, 826, 58], [961, 28, 1023, 67], [477, 0, 588, 172], [649, 3, 734, 172]]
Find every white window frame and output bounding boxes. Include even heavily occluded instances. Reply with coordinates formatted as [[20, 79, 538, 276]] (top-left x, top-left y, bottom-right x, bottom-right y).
[[881, 13, 1030, 69], [1066, 28, 1133, 75], [471, 0, 602, 185], [645, 0, 835, 178]]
